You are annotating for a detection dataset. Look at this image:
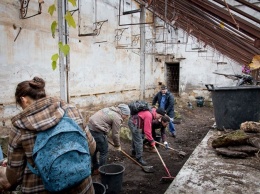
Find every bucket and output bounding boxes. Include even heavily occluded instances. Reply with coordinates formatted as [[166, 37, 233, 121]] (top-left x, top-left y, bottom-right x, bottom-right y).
[[93, 182, 106, 194], [206, 84, 260, 130], [98, 164, 125, 194], [195, 96, 204, 107]]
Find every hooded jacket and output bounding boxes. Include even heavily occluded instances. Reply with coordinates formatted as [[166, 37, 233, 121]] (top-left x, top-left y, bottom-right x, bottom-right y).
[[7, 97, 96, 194], [88, 106, 123, 147]]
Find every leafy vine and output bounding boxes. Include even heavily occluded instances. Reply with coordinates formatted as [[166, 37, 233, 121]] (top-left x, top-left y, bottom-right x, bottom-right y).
[[48, 0, 77, 70]]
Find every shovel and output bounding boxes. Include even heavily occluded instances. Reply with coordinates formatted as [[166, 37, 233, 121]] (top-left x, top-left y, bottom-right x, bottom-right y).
[[155, 141, 187, 158], [153, 145, 175, 183], [108, 140, 155, 173]]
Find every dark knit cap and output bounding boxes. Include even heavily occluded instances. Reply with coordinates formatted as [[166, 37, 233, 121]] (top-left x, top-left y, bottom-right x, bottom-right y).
[[156, 108, 166, 116], [161, 85, 167, 90]]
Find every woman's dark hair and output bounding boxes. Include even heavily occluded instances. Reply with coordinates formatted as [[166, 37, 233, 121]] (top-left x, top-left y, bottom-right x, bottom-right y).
[[15, 76, 46, 105]]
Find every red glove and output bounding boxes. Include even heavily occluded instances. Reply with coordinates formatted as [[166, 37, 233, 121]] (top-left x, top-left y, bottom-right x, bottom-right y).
[[150, 141, 156, 147]]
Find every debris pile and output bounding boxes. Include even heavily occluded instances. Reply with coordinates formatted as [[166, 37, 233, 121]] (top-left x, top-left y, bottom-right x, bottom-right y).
[[211, 121, 260, 158]]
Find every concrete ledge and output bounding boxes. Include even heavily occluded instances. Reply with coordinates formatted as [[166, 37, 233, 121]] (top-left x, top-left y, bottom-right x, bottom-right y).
[[165, 130, 260, 194]]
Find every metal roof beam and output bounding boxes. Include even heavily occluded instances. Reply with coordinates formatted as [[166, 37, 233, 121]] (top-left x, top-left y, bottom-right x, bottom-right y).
[[234, 0, 260, 12], [190, 0, 260, 40], [212, 0, 260, 24]]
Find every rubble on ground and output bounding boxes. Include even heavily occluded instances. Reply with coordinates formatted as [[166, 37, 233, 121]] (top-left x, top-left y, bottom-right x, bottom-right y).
[[211, 121, 260, 158]]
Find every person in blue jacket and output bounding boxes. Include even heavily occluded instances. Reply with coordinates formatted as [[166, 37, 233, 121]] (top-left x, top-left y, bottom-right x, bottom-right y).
[[152, 85, 176, 137]]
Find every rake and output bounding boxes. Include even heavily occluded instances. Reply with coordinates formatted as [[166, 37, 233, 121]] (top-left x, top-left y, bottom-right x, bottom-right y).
[[153, 145, 175, 183]]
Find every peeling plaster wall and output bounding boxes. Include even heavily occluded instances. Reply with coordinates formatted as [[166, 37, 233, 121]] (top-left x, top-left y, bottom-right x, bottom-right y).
[[0, 0, 249, 126], [0, 0, 143, 125]]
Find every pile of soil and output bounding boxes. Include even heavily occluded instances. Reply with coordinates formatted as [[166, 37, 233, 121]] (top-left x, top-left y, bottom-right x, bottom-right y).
[[92, 99, 215, 194]]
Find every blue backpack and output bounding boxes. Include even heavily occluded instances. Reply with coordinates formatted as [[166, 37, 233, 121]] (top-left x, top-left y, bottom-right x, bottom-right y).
[[27, 113, 91, 192]]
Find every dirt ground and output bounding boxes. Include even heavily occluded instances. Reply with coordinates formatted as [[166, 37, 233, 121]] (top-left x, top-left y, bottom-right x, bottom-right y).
[[0, 97, 215, 194], [92, 98, 215, 194]]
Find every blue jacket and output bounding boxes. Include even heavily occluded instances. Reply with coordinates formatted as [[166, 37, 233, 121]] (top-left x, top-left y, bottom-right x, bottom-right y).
[[152, 91, 174, 118]]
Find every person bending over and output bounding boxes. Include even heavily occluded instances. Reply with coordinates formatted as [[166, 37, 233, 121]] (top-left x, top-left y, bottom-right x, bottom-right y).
[[128, 108, 165, 166], [88, 104, 130, 174]]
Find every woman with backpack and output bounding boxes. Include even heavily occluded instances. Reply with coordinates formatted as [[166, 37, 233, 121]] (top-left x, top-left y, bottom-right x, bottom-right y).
[[0, 77, 96, 194]]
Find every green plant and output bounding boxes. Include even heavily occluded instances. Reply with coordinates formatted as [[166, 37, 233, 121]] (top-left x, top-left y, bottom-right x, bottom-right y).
[[48, 0, 77, 70]]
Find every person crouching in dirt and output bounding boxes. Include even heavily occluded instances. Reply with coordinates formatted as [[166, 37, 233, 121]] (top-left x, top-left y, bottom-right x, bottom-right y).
[[88, 104, 130, 175], [143, 116, 170, 152], [128, 108, 166, 166]]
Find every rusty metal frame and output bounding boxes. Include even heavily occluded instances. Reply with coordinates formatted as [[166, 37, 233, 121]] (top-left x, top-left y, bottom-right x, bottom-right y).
[[122, 0, 141, 14], [132, 34, 140, 46], [77, 0, 108, 36], [19, 0, 43, 19], [118, 0, 154, 26], [115, 27, 129, 41], [115, 28, 141, 49]]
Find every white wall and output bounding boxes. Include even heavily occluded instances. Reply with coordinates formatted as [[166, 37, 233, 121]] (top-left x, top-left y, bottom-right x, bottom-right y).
[[0, 0, 249, 126]]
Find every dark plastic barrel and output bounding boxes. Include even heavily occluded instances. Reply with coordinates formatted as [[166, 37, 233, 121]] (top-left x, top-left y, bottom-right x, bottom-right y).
[[93, 182, 106, 194], [98, 164, 125, 194], [206, 84, 260, 130]]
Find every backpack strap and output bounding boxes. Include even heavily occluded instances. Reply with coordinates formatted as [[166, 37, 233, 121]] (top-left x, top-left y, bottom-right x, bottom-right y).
[[27, 161, 40, 175]]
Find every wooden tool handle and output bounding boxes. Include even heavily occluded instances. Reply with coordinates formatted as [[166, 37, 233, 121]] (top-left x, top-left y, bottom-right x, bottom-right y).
[[155, 141, 187, 156], [155, 141, 175, 151], [108, 140, 143, 168], [120, 149, 143, 168], [154, 146, 172, 177]]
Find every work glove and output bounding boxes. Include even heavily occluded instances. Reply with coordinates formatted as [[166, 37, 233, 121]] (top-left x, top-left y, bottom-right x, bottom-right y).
[[150, 141, 156, 147], [163, 141, 169, 149]]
